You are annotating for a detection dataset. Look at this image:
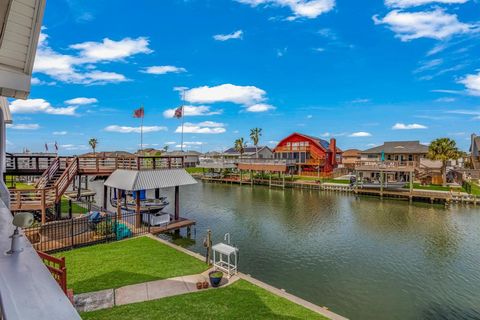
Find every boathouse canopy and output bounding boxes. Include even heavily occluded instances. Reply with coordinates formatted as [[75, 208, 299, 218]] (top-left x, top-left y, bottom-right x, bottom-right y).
[[104, 169, 197, 191]]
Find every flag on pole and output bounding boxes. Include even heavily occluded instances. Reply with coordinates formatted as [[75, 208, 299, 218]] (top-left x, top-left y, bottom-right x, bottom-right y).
[[133, 107, 144, 118], [44, 143, 48, 152], [54, 141, 58, 152], [174, 106, 183, 119]]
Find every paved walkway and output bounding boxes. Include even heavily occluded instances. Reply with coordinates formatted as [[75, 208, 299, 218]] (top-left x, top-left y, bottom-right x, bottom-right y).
[[115, 269, 239, 306], [74, 269, 239, 312]]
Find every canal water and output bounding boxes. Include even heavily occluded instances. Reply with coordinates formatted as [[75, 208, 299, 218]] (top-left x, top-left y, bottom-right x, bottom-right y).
[[91, 180, 480, 320]]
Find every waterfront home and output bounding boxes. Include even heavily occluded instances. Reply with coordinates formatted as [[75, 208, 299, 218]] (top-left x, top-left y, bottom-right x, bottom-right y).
[[469, 134, 480, 169], [273, 133, 342, 174], [223, 146, 274, 159], [341, 149, 361, 171], [163, 150, 202, 167], [355, 141, 448, 184]]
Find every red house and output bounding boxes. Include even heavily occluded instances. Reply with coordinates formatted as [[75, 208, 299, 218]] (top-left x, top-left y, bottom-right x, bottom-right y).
[[273, 133, 342, 174]]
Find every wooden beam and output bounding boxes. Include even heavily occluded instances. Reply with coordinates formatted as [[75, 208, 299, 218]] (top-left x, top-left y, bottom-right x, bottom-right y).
[[174, 186, 180, 221], [116, 189, 122, 220], [103, 185, 108, 210], [135, 190, 141, 228]]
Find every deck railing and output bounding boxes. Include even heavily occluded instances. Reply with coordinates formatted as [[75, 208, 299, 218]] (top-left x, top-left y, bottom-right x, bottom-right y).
[[355, 160, 417, 170], [10, 187, 56, 211], [236, 158, 296, 165]]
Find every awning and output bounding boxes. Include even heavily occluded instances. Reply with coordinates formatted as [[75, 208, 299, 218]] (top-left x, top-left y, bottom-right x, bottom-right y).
[[104, 169, 197, 191]]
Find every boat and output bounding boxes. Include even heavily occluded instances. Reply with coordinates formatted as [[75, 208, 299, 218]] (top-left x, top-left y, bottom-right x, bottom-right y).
[[110, 189, 169, 213]]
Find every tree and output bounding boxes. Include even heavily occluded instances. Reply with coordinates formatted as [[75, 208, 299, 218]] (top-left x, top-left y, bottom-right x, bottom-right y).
[[250, 128, 262, 158], [427, 138, 461, 187], [88, 138, 98, 155], [163, 145, 169, 152], [234, 138, 246, 159]]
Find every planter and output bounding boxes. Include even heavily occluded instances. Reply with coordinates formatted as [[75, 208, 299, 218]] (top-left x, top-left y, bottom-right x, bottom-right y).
[[209, 271, 223, 288], [202, 281, 209, 289], [196, 281, 203, 290]]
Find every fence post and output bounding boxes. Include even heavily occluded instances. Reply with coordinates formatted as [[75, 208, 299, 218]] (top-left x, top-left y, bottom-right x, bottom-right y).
[[71, 216, 74, 249]]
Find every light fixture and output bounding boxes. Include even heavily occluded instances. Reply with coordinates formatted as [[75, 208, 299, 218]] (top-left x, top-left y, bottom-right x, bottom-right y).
[[7, 212, 34, 254]]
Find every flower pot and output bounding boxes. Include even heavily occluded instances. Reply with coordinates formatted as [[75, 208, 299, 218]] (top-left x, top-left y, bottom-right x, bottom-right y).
[[196, 282, 203, 290], [209, 271, 223, 288], [202, 281, 209, 289]]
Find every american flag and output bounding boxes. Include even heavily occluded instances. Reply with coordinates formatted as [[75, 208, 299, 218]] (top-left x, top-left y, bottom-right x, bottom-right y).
[[133, 107, 144, 118], [54, 141, 58, 152], [44, 143, 48, 152], [174, 106, 183, 119]]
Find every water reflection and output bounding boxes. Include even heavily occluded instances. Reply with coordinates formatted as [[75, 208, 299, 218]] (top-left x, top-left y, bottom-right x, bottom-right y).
[[89, 179, 480, 320]]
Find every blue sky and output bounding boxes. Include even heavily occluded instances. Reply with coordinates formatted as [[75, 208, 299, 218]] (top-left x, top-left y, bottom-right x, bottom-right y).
[[6, 0, 480, 154]]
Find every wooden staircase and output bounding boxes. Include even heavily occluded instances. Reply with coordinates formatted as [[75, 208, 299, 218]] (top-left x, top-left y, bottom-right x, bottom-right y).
[[10, 158, 79, 223]]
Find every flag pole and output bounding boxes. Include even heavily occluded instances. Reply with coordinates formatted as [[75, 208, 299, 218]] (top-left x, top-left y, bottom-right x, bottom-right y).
[[141, 106, 144, 154], [181, 90, 185, 152]]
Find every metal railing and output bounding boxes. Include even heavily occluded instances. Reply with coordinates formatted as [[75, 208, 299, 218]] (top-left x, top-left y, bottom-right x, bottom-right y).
[[355, 160, 417, 170], [236, 158, 296, 165], [24, 211, 152, 253]]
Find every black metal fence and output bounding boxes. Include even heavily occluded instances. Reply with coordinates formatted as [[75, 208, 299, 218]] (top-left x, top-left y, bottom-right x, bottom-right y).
[[24, 211, 152, 253]]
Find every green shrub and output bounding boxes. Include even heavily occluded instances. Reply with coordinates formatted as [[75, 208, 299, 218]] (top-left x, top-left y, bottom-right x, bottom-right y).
[[96, 220, 114, 236]]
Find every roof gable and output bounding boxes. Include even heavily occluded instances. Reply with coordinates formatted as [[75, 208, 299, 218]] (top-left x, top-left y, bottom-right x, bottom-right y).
[[362, 141, 428, 154]]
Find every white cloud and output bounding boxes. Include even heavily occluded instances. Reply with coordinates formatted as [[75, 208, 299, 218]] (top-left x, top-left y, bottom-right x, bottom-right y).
[[435, 97, 456, 102], [10, 99, 77, 116], [31, 77, 56, 86], [385, 0, 468, 8], [236, 0, 335, 19], [163, 105, 222, 118], [213, 30, 243, 41], [53, 131, 68, 135], [60, 144, 89, 151], [176, 122, 226, 134], [165, 141, 176, 145], [459, 71, 480, 96], [64, 97, 98, 105], [392, 123, 428, 129], [69, 37, 152, 63], [7, 123, 40, 130], [33, 30, 150, 84], [104, 125, 167, 133], [413, 58, 443, 74], [349, 131, 372, 137], [373, 9, 476, 41], [351, 98, 371, 103], [245, 103, 276, 112], [142, 65, 187, 75], [185, 84, 266, 105]]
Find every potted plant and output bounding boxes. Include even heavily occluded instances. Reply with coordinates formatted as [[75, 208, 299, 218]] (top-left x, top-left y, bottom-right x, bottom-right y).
[[208, 271, 223, 287], [196, 281, 203, 290]]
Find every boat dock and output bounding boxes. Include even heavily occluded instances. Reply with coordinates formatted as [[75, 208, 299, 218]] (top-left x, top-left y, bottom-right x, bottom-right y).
[[201, 176, 480, 205]]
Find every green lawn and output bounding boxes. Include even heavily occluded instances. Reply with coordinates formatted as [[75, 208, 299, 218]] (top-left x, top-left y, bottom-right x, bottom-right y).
[[81, 279, 329, 320], [292, 175, 350, 184], [412, 183, 464, 192], [185, 167, 204, 174], [55, 236, 208, 293]]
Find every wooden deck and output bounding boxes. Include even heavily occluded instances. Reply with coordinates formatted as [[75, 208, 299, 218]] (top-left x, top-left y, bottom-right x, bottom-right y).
[[150, 217, 196, 234]]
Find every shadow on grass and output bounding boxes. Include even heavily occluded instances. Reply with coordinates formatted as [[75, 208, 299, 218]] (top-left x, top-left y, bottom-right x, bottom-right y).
[[73, 270, 167, 294], [81, 283, 326, 320]]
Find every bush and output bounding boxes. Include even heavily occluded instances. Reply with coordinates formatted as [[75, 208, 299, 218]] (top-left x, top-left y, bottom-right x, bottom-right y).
[[96, 220, 114, 236]]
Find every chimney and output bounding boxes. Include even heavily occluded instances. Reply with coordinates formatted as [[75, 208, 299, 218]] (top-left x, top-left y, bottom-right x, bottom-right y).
[[329, 138, 337, 166]]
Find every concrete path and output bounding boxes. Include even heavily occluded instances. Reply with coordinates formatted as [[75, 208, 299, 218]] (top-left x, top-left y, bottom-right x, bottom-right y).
[[75, 269, 239, 312], [115, 269, 239, 306]]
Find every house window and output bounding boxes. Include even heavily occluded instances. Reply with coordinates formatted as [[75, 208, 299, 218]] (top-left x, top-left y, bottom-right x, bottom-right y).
[[408, 154, 413, 161]]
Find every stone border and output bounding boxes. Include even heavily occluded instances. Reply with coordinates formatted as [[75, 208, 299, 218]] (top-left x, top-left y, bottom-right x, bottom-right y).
[[146, 234, 348, 320]]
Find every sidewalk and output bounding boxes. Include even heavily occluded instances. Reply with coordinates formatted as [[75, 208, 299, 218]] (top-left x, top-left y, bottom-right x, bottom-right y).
[[75, 269, 239, 312]]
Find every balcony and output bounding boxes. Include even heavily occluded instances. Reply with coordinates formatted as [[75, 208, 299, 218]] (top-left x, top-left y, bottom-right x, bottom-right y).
[[355, 160, 417, 172]]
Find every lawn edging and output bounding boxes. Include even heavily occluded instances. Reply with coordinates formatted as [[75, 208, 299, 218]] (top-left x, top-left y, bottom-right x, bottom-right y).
[[146, 234, 348, 320]]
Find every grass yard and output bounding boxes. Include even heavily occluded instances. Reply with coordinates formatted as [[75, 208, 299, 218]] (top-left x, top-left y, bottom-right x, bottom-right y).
[[412, 183, 464, 192], [81, 279, 329, 320], [55, 236, 208, 294], [185, 167, 204, 174]]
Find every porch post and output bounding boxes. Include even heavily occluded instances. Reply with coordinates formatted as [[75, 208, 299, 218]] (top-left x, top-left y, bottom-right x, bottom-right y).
[[174, 186, 180, 221], [103, 185, 108, 210], [135, 190, 141, 227], [116, 189, 122, 220]]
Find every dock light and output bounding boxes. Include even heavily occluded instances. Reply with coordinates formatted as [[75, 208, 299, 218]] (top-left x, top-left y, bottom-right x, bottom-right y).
[[7, 212, 34, 254]]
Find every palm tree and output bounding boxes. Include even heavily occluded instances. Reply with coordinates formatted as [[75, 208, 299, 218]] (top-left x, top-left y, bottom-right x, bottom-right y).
[[427, 138, 461, 187], [250, 128, 262, 158], [88, 138, 98, 155], [234, 138, 246, 159]]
